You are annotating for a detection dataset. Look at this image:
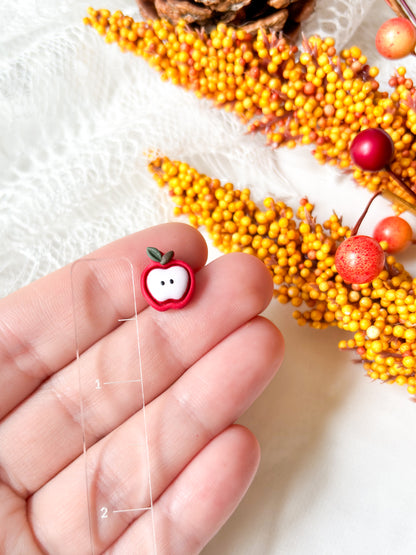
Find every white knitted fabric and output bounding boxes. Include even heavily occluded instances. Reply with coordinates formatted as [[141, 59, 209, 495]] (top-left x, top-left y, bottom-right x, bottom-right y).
[[1, 0, 379, 296]]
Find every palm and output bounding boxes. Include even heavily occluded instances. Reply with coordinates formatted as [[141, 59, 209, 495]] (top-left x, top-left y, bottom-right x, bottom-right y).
[[0, 223, 283, 554]]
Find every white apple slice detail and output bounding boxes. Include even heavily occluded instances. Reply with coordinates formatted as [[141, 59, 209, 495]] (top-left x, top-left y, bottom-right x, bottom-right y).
[[146, 265, 190, 303]]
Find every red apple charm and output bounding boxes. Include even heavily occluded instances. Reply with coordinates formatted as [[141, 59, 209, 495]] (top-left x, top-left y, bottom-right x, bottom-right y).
[[140, 247, 195, 311]]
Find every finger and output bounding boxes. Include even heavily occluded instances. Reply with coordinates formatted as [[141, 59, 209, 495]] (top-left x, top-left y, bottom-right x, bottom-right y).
[[0, 252, 273, 497], [0, 223, 207, 419], [28, 316, 284, 554], [0, 482, 42, 553], [109, 425, 260, 554]]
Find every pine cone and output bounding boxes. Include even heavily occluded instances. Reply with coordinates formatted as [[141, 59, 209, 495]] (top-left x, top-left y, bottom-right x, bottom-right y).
[[137, 0, 316, 39]]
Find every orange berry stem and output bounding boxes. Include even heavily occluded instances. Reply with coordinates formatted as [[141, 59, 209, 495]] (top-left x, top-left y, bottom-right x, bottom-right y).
[[147, 154, 416, 398], [385, 166, 416, 203], [84, 9, 416, 214], [398, 0, 416, 29]]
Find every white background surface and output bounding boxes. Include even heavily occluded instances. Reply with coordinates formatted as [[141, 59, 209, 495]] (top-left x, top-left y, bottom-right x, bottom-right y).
[[2, 1, 416, 554]]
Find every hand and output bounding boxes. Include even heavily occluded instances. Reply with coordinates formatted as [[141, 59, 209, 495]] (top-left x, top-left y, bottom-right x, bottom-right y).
[[0, 223, 284, 554]]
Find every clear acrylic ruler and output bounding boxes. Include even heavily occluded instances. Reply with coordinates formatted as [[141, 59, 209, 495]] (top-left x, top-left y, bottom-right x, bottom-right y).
[[71, 257, 156, 554]]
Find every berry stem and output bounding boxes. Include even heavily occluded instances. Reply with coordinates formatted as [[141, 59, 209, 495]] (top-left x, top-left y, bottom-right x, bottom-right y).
[[385, 166, 416, 203], [351, 191, 382, 236], [381, 188, 416, 215], [397, 0, 416, 29]]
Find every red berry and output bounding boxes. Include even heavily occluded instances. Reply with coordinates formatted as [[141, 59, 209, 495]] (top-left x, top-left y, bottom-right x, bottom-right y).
[[335, 235, 385, 284], [373, 216, 413, 253], [376, 17, 416, 59], [350, 128, 394, 172]]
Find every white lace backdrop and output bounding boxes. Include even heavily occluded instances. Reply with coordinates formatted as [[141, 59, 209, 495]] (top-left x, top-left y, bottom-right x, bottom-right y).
[[1, 0, 382, 294], [2, 1, 416, 554]]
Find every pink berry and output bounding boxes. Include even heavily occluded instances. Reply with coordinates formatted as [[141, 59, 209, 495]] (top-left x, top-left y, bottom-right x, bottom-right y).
[[349, 128, 394, 172], [376, 17, 416, 59], [335, 235, 385, 284], [373, 215, 413, 253]]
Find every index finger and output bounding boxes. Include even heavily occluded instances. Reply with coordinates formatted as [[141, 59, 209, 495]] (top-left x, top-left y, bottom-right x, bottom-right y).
[[0, 223, 208, 419]]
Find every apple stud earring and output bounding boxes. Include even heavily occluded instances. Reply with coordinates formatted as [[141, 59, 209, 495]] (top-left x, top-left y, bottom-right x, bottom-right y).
[[140, 247, 195, 311]]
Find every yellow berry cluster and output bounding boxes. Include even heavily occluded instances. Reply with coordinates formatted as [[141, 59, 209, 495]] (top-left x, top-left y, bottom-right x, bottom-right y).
[[84, 8, 416, 212], [148, 154, 416, 396]]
